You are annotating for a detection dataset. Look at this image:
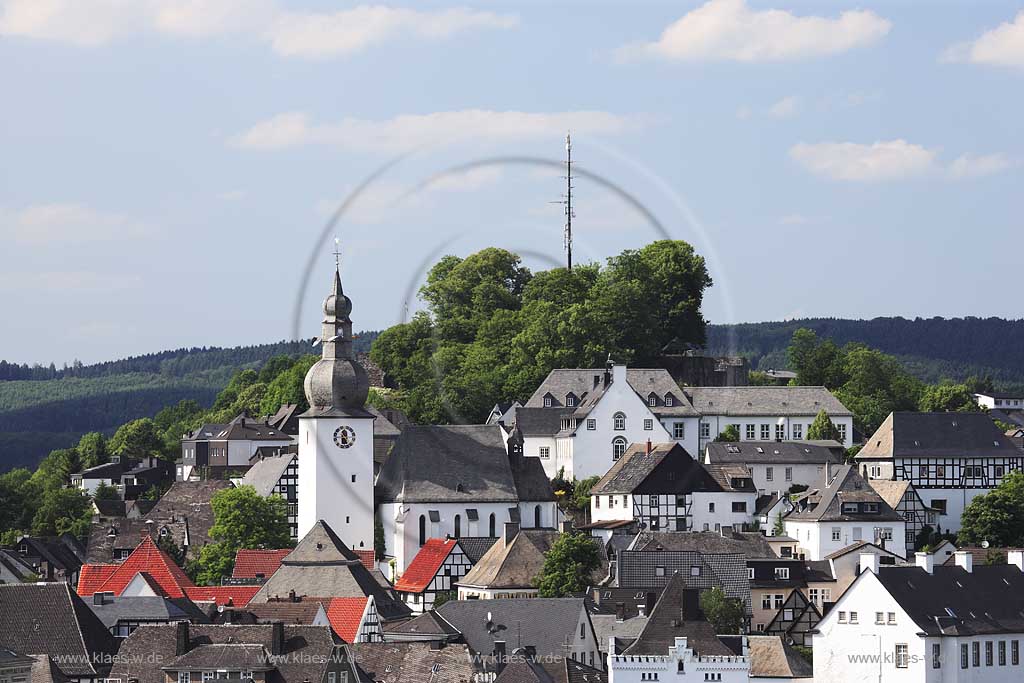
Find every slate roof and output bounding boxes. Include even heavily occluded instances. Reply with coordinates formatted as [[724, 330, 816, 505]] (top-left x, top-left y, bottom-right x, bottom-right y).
[[147, 480, 233, 559], [86, 595, 207, 630], [394, 538, 458, 593], [382, 610, 462, 639], [238, 453, 295, 497], [705, 441, 843, 465], [822, 540, 897, 561], [616, 549, 753, 614], [525, 368, 699, 417], [13, 536, 83, 574], [251, 521, 409, 622], [939, 547, 1024, 566], [874, 564, 1024, 636], [325, 597, 370, 642], [685, 386, 851, 417], [28, 655, 72, 683], [857, 412, 1024, 460], [0, 583, 118, 677], [786, 465, 904, 522], [867, 479, 912, 509], [168, 643, 274, 671], [110, 624, 352, 683], [514, 407, 576, 436], [622, 573, 734, 657], [631, 530, 775, 557], [93, 499, 127, 518], [455, 537, 499, 564], [436, 598, 589, 663], [591, 443, 718, 495], [85, 518, 188, 564], [494, 660, 555, 683], [458, 530, 560, 590], [232, 549, 292, 579], [78, 536, 194, 598], [238, 600, 326, 625], [747, 635, 813, 678], [704, 464, 757, 492], [210, 414, 292, 441], [351, 642, 476, 683], [0, 550, 36, 582], [376, 425, 554, 504]]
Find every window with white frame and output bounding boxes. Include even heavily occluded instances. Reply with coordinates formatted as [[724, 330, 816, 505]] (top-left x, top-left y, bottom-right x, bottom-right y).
[[792, 423, 803, 439], [613, 412, 626, 430], [700, 422, 710, 439], [543, 396, 552, 407], [649, 395, 657, 407], [538, 446, 550, 458], [785, 467, 793, 481], [761, 424, 771, 440], [837, 424, 847, 442], [745, 424, 755, 440], [674, 422, 685, 439], [766, 467, 774, 481], [665, 395, 674, 407], [775, 424, 785, 441], [849, 611, 858, 623], [566, 395, 576, 407], [774, 567, 789, 579], [644, 419, 653, 430], [895, 644, 908, 668], [587, 419, 596, 430], [832, 527, 841, 541], [612, 437, 627, 460]]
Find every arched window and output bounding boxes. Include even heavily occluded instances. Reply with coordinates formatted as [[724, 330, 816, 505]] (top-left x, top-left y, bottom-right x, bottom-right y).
[[612, 437, 627, 461], [418, 515, 426, 547], [489, 513, 496, 537], [534, 505, 542, 528], [454, 514, 462, 538], [613, 412, 626, 431]]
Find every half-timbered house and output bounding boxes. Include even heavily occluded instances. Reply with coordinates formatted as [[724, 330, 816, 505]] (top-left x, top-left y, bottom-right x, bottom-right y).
[[867, 478, 939, 552], [762, 589, 820, 647], [392, 538, 473, 612]]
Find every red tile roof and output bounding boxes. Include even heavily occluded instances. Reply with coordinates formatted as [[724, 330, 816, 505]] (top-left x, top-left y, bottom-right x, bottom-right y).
[[393, 538, 456, 593], [77, 564, 117, 596], [353, 549, 375, 572], [325, 597, 369, 643], [77, 536, 194, 598], [184, 585, 260, 607], [232, 549, 292, 579]]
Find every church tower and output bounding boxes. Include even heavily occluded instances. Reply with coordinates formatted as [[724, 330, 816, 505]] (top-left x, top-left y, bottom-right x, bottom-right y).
[[297, 256, 375, 554]]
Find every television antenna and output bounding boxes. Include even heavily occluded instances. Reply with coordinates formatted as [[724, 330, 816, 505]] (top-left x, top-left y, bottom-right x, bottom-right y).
[[549, 132, 575, 270]]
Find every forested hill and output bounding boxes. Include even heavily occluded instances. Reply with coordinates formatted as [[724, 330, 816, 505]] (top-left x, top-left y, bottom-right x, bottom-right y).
[[707, 317, 1024, 390], [0, 334, 378, 472]]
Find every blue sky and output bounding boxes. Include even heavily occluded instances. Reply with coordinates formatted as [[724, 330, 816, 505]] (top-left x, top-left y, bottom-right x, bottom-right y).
[[1, 0, 1022, 365]]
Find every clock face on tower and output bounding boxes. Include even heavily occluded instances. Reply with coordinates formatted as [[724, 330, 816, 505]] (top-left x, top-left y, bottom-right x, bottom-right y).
[[333, 425, 356, 449]]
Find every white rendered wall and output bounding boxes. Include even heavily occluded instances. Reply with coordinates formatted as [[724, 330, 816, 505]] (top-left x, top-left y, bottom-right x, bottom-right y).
[[786, 520, 907, 561], [699, 414, 854, 451], [691, 491, 757, 532]]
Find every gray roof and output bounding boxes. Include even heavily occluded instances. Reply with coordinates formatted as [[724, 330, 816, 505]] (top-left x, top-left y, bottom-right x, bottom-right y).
[[787, 465, 904, 523], [238, 453, 295, 497], [436, 598, 588, 663], [631, 530, 775, 557], [591, 443, 719, 495], [109, 623, 356, 683], [351, 642, 475, 683], [747, 636, 813, 678], [382, 610, 461, 638], [590, 614, 649, 652], [0, 550, 36, 581], [857, 411, 1024, 460], [85, 518, 188, 563], [685, 386, 852, 417], [199, 413, 293, 441], [514, 407, 575, 436], [86, 595, 206, 629], [458, 530, 560, 590], [525, 368, 699, 417], [376, 425, 554, 504], [251, 521, 409, 622], [0, 583, 118, 677], [455, 537, 499, 564], [622, 572, 734, 657], [705, 440, 843, 465], [147, 480, 234, 560]]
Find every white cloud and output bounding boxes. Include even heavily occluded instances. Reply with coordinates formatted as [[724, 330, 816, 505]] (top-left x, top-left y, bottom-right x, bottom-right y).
[[943, 11, 1024, 68], [790, 141, 1015, 182], [0, 203, 155, 244], [424, 167, 504, 192], [268, 6, 518, 59], [789, 140, 937, 181], [231, 109, 635, 153], [0, 0, 517, 57], [947, 153, 1014, 179], [767, 95, 800, 119], [615, 0, 890, 63]]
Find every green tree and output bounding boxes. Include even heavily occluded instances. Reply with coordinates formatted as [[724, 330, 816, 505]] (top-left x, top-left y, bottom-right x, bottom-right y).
[[806, 410, 842, 442], [31, 488, 92, 539], [190, 486, 292, 585], [714, 424, 740, 442], [572, 476, 601, 512], [258, 355, 298, 384], [773, 512, 784, 536], [699, 586, 745, 634], [0, 468, 37, 536], [109, 418, 166, 459], [374, 517, 386, 561], [258, 355, 318, 415], [959, 471, 1024, 546], [535, 532, 602, 597], [93, 482, 119, 501], [918, 382, 980, 413], [76, 432, 108, 469]]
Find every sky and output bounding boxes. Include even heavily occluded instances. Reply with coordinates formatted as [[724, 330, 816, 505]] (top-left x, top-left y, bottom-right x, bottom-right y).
[[1, 0, 1022, 365]]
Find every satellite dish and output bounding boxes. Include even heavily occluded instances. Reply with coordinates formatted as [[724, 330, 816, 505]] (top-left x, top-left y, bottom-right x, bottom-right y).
[[982, 540, 990, 549]]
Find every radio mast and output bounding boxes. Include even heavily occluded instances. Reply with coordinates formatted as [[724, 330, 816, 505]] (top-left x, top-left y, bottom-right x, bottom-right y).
[[550, 133, 575, 270]]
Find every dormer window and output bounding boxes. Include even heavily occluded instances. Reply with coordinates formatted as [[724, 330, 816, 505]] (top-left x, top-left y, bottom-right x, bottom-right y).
[[665, 394, 674, 407], [842, 502, 859, 514], [543, 395, 553, 407], [648, 394, 657, 407], [863, 502, 879, 513], [566, 394, 577, 407]]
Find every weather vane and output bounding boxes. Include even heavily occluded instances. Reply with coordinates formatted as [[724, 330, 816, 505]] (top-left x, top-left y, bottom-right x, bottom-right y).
[[333, 236, 342, 270]]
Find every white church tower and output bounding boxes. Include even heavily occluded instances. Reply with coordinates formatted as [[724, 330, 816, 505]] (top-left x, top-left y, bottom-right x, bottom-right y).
[[297, 255, 375, 554]]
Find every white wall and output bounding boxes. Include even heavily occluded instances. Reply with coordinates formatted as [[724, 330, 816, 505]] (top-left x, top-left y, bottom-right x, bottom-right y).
[[743, 462, 827, 495], [297, 415, 376, 553], [786, 520, 907, 561], [227, 437, 294, 467], [699, 414, 854, 451], [691, 492, 757, 532], [77, 477, 114, 495], [523, 435, 559, 479], [608, 636, 749, 683], [591, 493, 632, 524]]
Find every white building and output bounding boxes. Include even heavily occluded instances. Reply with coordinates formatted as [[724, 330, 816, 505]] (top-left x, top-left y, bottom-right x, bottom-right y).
[[855, 412, 1024, 533], [375, 425, 558, 573], [590, 441, 757, 533], [685, 386, 855, 451], [814, 550, 1024, 683], [179, 413, 295, 480], [704, 440, 843, 496], [295, 265, 376, 559], [974, 391, 1024, 411], [785, 464, 907, 560], [519, 363, 701, 480], [607, 572, 750, 683]]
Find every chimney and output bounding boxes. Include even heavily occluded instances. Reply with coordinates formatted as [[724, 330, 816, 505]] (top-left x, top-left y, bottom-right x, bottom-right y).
[[646, 439, 652, 455], [611, 363, 626, 385], [288, 589, 297, 603], [645, 591, 657, 616], [614, 602, 625, 623], [1008, 551, 1024, 573], [174, 621, 190, 656], [954, 551, 973, 573], [915, 552, 934, 574], [271, 622, 285, 656], [494, 641, 507, 674], [222, 608, 234, 624], [859, 553, 879, 575], [503, 522, 520, 548], [593, 374, 601, 388]]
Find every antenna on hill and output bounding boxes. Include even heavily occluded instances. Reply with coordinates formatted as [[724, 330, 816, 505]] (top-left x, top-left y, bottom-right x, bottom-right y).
[[549, 132, 575, 270]]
